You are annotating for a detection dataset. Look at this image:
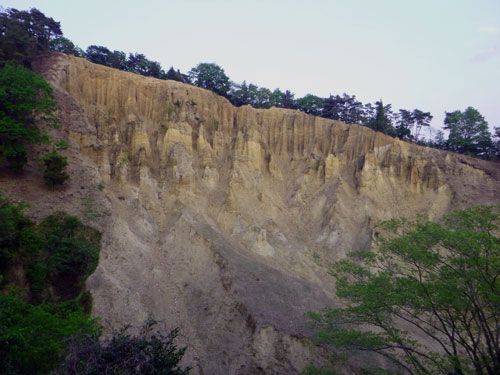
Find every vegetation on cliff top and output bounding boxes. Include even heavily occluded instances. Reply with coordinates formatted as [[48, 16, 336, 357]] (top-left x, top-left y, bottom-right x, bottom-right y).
[[2, 6, 499, 160], [306, 205, 500, 375], [0, 8, 69, 182]]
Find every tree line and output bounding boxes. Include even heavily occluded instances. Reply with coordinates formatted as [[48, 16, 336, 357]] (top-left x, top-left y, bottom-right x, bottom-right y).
[[2, 6, 499, 161]]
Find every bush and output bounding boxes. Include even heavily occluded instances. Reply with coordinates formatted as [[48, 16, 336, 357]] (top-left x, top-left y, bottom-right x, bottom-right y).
[[56, 319, 191, 375], [41, 151, 69, 186], [0, 294, 99, 375]]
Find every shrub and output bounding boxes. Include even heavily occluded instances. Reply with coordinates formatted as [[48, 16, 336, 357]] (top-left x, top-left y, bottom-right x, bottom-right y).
[[57, 319, 191, 375], [0, 294, 99, 375], [41, 151, 69, 186]]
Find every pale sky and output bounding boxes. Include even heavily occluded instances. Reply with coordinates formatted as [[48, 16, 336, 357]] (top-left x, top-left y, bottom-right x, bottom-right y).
[[3, 0, 500, 135]]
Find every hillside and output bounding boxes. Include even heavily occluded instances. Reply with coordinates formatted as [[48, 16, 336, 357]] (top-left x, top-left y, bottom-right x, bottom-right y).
[[2, 52, 499, 375]]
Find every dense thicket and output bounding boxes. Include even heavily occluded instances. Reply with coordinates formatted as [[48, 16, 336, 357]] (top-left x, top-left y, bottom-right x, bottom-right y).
[[0, 193, 101, 374], [0, 194, 190, 375]]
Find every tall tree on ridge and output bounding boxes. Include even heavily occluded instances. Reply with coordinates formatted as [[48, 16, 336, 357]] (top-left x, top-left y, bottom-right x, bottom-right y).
[[444, 106, 492, 157]]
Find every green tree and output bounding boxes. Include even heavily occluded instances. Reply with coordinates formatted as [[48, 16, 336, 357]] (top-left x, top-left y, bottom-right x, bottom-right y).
[[444, 107, 492, 158], [323, 94, 365, 125], [280, 89, 296, 109], [0, 8, 62, 67], [307, 205, 500, 375], [229, 80, 260, 107], [254, 87, 272, 108], [395, 109, 414, 140], [0, 63, 58, 170], [367, 100, 395, 136], [108, 50, 127, 70], [85, 45, 112, 66], [492, 127, 500, 160], [188, 62, 231, 97], [297, 94, 324, 116], [166, 66, 185, 82], [49, 36, 84, 57], [412, 109, 432, 141], [126, 53, 165, 79]]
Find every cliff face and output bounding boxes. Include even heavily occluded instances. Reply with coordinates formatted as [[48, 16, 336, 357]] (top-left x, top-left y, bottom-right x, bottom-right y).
[[22, 53, 500, 374]]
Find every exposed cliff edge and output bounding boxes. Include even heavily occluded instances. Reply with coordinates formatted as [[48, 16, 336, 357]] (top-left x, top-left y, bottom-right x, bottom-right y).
[[6, 53, 498, 374]]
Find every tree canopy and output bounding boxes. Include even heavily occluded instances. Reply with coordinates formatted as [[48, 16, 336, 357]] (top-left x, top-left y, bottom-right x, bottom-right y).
[[188, 63, 231, 97], [444, 107, 493, 157], [0, 63, 58, 170], [307, 205, 500, 375], [0, 7, 61, 67]]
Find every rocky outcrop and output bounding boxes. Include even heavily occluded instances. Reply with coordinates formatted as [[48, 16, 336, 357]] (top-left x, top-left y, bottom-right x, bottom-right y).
[[20, 53, 500, 374]]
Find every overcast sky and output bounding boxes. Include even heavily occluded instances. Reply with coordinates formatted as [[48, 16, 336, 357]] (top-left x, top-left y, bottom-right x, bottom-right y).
[[3, 0, 500, 135]]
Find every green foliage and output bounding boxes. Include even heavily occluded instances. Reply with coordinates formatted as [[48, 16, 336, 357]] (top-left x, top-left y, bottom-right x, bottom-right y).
[[50, 36, 84, 57], [0, 194, 102, 375], [493, 126, 500, 160], [188, 63, 231, 97], [37, 213, 100, 277], [394, 109, 433, 142], [56, 319, 191, 375], [213, 119, 220, 130], [53, 139, 69, 150], [308, 206, 500, 375], [0, 63, 58, 170], [126, 52, 165, 78], [0, 294, 100, 375], [367, 100, 395, 136], [296, 94, 324, 116], [0, 7, 62, 67], [0, 193, 33, 265], [84, 47, 166, 78], [444, 107, 493, 158], [0, 194, 101, 302], [230, 81, 260, 107], [166, 67, 187, 83], [40, 151, 69, 186], [321, 93, 366, 125]]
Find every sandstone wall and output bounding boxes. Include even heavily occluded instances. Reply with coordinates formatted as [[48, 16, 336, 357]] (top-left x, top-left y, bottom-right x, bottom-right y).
[[22, 53, 500, 374]]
